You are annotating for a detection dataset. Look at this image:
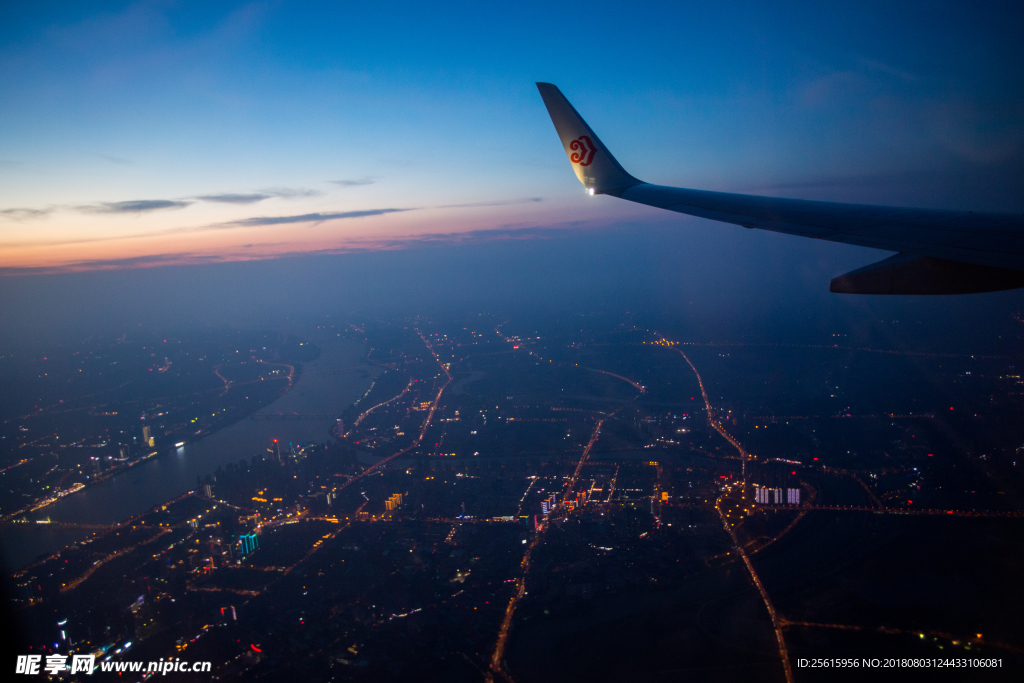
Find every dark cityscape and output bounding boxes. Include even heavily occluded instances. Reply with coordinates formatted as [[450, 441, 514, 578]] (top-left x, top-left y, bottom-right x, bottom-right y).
[[1, 303, 1022, 681]]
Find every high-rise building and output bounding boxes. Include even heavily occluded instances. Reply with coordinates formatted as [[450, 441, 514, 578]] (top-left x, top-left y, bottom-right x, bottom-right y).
[[541, 493, 557, 515], [239, 533, 258, 555], [787, 488, 801, 505], [142, 425, 154, 448]]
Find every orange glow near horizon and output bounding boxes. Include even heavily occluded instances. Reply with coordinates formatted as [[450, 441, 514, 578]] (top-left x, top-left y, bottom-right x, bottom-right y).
[[0, 198, 640, 273]]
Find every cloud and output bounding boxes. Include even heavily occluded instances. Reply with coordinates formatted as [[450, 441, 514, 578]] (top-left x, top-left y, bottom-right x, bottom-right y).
[[63, 253, 215, 269], [197, 193, 271, 205], [1, 208, 52, 220], [0, 223, 596, 275], [857, 57, 917, 83], [329, 177, 376, 187], [438, 197, 543, 209], [258, 187, 323, 199], [5, 196, 198, 221], [0, 252, 225, 276], [80, 199, 192, 214], [221, 208, 413, 227], [99, 155, 131, 165], [0, 207, 417, 250], [381, 225, 570, 246], [196, 188, 322, 204], [797, 70, 869, 108]]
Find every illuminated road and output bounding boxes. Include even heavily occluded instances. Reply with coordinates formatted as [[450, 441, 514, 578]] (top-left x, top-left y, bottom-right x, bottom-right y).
[[759, 504, 1024, 518], [586, 368, 646, 393], [715, 498, 794, 683], [672, 344, 749, 474], [213, 365, 232, 394], [256, 359, 295, 387], [12, 490, 196, 576], [487, 417, 607, 683], [188, 501, 368, 600], [780, 620, 1024, 655], [666, 338, 791, 681], [281, 501, 366, 575], [60, 528, 172, 593], [565, 418, 606, 503], [352, 377, 414, 427], [487, 532, 536, 683], [669, 339, 1015, 361], [335, 331, 452, 493], [498, 322, 647, 395], [0, 520, 116, 530]]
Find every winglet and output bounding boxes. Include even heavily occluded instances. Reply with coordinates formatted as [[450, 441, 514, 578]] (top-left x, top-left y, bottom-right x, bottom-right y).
[[536, 83, 642, 195]]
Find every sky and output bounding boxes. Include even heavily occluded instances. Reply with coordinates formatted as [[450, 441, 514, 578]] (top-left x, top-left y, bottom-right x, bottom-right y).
[[2, 0, 1023, 274]]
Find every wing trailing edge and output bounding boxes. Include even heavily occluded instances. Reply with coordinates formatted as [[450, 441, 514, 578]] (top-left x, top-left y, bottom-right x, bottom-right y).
[[829, 254, 1024, 294]]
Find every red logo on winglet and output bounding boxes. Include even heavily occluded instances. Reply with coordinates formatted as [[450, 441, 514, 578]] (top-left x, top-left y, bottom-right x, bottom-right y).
[[569, 136, 596, 166]]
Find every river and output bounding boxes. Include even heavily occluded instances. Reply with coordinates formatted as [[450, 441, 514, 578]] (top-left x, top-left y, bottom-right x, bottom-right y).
[[0, 331, 380, 571]]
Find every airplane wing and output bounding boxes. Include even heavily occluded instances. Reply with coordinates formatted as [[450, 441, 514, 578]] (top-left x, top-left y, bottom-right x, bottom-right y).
[[536, 82, 1024, 294]]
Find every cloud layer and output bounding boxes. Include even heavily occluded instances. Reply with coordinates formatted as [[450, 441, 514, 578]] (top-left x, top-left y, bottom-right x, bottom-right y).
[[195, 193, 270, 204], [329, 177, 376, 187], [80, 200, 191, 214], [223, 208, 412, 227], [439, 197, 543, 209]]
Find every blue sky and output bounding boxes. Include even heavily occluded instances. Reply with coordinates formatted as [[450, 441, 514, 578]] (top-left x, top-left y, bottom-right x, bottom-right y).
[[1, 0, 1022, 271]]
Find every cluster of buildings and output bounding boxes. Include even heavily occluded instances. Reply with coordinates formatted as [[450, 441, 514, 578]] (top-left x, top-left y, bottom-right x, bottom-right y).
[[754, 486, 801, 505], [564, 490, 590, 511]]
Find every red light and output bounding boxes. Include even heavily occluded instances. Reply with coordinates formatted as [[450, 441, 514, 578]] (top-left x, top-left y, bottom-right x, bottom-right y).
[[908, 500, 913, 504], [791, 471, 796, 475], [950, 407, 954, 410], [928, 453, 933, 457], [250, 644, 261, 653], [273, 439, 277, 443]]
